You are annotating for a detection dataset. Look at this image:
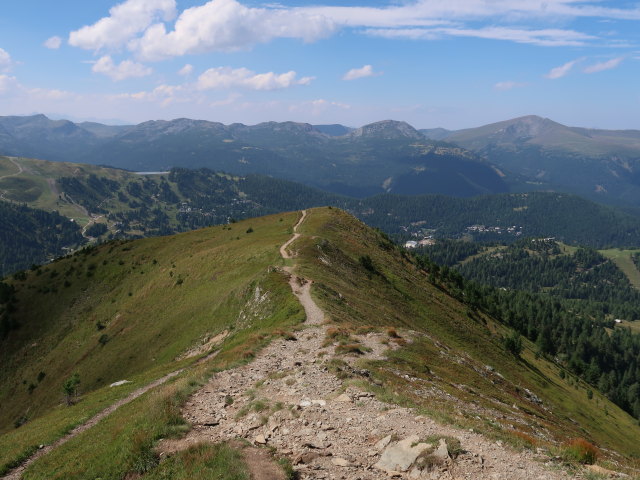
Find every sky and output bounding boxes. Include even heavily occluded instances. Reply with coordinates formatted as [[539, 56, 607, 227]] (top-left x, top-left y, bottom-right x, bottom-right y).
[[0, 0, 639, 129]]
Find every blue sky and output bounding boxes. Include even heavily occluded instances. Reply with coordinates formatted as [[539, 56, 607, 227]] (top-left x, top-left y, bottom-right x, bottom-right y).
[[0, 0, 638, 129]]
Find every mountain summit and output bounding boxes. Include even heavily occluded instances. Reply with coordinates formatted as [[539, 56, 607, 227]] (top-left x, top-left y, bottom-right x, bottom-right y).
[[349, 120, 424, 140]]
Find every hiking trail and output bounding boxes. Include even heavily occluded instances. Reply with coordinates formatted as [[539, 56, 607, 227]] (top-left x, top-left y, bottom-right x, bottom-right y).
[[159, 210, 574, 480]]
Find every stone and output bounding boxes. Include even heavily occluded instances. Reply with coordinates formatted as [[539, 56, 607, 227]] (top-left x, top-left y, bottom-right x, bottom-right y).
[[335, 393, 352, 403], [374, 435, 431, 473], [332, 457, 352, 467], [109, 380, 131, 387], [294, 452, 320, 464], [375, 435, 393, 452], [254, 434, 267, 445], [433, 439, 450, 461]]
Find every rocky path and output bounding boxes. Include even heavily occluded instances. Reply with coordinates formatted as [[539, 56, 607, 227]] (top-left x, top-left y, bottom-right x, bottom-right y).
[[160, 210, 576, 480]]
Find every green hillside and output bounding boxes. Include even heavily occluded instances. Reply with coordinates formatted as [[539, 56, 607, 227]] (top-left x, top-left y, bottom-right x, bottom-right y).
[[3, 155, 640, 260], [1, 208, 640, 478]]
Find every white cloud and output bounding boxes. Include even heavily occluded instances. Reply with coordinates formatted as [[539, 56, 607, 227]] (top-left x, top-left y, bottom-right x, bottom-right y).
[[131, 0, 335, 61], [301, 1, 640, 27], [288, 98, 351, 116], [584, 57, 623, 74], [44, 36, 63, 50], [0, 74, 19, 95], [342, 65, 380, 81], [65, 0, 640, 60], [112, 83, 187, 106], [494, 81, 526, 91], [545, 59, 582, 79], [0, 48, 12, 72], [92, 55, 153, 81], [69, 0, 176, 51], [197, 67, 313, 91], [178, 63, 193, 76], [367, 26, 594, 47], [0, 74, 78, 102]]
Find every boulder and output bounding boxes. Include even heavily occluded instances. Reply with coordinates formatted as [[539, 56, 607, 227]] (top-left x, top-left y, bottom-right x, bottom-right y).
[[374, 435, 431, 473]]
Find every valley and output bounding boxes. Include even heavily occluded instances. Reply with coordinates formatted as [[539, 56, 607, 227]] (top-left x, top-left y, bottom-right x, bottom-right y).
[[4, 155, 640, 277]]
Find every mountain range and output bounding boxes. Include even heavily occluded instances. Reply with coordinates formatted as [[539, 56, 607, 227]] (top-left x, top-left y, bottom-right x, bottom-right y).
[[0, 114, 509, 199], [3, 114, 640, 207]]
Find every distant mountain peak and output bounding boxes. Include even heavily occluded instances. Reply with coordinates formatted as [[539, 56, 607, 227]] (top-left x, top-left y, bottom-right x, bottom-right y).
[[350, 120, 424, 140]]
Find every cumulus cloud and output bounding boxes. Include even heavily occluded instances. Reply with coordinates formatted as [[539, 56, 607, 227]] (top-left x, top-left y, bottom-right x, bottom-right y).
[[584, 57, 623, 74], [178, 63, 193, 76], [65, 0, 640, 61], [494, 81, 526, 91], [0, 48, 12, 72], [342, 65, 380, 81], [69, 0, 176, 51], [92, 55, 153, 81], [130, 0, 335, 61], [545, 59, 581, 79], [197, 67, 313, 91], [44, 36, 62, 49]]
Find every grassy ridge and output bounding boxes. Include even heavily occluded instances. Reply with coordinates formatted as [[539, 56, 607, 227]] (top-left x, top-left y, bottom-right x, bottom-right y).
[[296, 207, 640, 461], [0, 211, 300, 431]]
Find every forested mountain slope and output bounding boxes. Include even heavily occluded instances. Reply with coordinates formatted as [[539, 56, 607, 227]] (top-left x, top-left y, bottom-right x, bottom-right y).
[[424, 115, 640, 206], [0, 115, 508, 198]]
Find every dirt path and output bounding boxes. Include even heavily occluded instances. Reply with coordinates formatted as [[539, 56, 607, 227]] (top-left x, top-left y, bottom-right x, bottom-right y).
[[2, 370, 184, 480], [161, 210, 576, 480], [279, 209, 306, 260], [0, 157, 24, 180], [0, 157, 24, 201]]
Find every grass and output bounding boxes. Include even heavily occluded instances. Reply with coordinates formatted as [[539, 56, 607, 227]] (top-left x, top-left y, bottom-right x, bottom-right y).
[[18, 279, 302, 479], [0, 364, 172, 474], [561, 438, 599, 465], [599, 248, 640, 291], [141, 442, 250, 480]]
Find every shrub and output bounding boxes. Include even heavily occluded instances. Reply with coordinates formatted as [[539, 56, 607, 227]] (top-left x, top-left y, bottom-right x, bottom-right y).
[[359, 255, 377, 274], [62, 373, 81, 406], [503, 330, 523, 357], [563, 438, 598, 464]]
